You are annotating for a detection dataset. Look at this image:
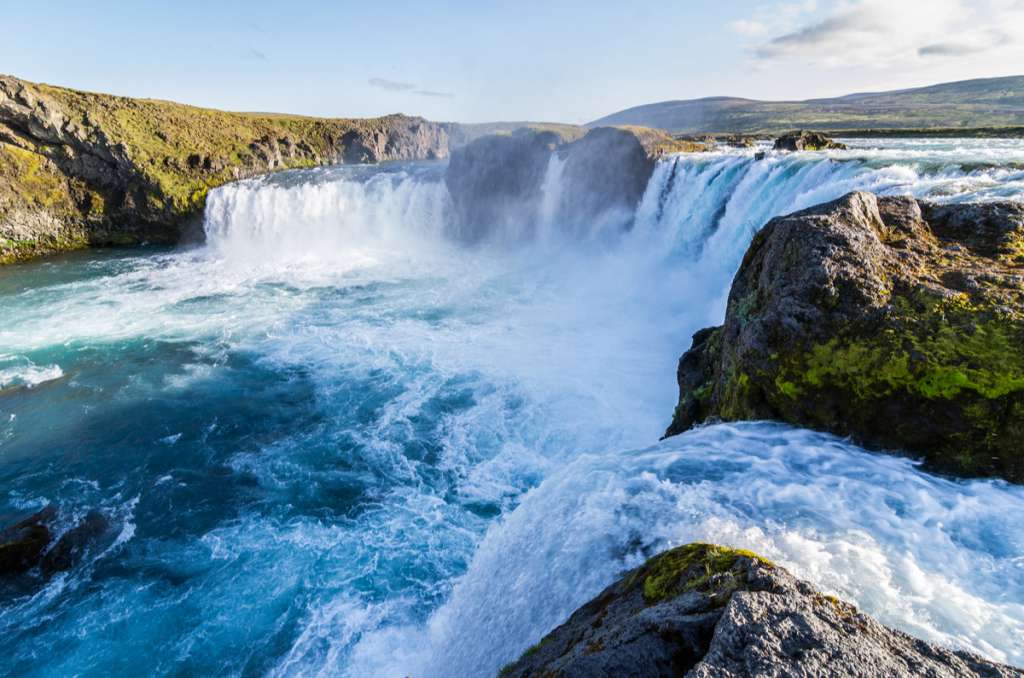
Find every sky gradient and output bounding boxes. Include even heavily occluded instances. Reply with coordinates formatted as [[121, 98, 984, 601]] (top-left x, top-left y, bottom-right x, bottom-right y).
[[2, 0, 1023, 124]]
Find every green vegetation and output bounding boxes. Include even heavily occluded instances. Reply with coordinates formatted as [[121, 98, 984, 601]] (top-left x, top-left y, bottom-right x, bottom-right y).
[[636, 543, 771, 603], [590, 75, 1024, 134], [2, 75, 450, 263], [36, 81, 398, 212]]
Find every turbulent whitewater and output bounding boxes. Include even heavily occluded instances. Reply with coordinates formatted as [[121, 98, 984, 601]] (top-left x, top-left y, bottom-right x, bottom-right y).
[[1, 139, 1023, 677]]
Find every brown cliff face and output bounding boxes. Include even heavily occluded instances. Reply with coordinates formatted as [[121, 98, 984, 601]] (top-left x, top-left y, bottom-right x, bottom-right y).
[[0, 75, 455, 263]]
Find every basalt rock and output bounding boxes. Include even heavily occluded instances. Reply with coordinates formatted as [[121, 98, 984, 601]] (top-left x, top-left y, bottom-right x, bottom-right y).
[[40, 510, 110, 575], [0, 505, 55, 576], [444, 125, 706, 240], [500, 543, 1021, 678], [0, 506, 114, 578], [444, 128, 576, 240], [665, 191, 1024, 482], [773, 130, 847, 151], [1, 74, 455, 263]]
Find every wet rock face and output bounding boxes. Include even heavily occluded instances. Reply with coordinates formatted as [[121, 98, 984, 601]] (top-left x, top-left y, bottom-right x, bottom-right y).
[[499, 543, 1022, 678], [0, 506, 112, 579], [40, 510, 110, 575], [557, 127, 657, 233], [444, 129, 569, 240], [444, 125, 698, 241], [773, 130, 847, 151], [0, 506, 55, 576], [665, 191, 1024, 482]]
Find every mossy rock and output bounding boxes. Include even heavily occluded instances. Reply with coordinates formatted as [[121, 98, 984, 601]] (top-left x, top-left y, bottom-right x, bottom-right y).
[[498, 541, 1015, 677], [667, 191, 1024, 482], [634, 542, 773, 603]]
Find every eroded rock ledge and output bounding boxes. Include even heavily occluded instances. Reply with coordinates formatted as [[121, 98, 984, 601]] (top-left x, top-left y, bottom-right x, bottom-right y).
[[500, 543, 1021, 677], [665, 191, 1024, 482], [0, 74, 454, 263]]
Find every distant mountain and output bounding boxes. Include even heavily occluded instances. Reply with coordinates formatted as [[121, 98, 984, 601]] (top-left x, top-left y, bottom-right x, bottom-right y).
[[588, 76, 1024, 134]]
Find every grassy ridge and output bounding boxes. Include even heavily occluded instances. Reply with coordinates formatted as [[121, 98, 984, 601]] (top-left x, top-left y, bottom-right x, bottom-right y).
[[1, 75, 452, 263], [590, 75, 1024, 134]]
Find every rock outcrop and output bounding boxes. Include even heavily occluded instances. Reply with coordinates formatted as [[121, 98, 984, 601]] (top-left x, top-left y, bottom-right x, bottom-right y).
[[444, 127, 580, 240], [773, 130, 847, 151], [665, 191, 1024, 482], [0, 506, 113, 579], [0, 505, 55, 576], [500, 543, 1021, 677], [444, 125, 706, 240], [1, 75, 455, 263]]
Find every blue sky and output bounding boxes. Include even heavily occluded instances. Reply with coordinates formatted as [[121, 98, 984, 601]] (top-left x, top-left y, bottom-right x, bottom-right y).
[[2, 0, 1022, 123]]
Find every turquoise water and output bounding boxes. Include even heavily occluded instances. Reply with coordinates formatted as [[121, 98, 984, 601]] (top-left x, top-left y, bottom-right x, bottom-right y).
[[2, 142, 1024, 676]]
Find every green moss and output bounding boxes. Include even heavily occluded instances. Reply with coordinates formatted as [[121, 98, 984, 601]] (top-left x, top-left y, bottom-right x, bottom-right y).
[[774, 376, 802, 399], [499, 634, 556, 675], [718, 371, 754, 420], [0, 144, 70, 209], [640, 543, 772, 603], [797, 314, 1024, 402]]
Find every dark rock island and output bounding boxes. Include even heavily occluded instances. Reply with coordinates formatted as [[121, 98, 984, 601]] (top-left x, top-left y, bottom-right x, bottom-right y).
[[773, 130, 848, 151]]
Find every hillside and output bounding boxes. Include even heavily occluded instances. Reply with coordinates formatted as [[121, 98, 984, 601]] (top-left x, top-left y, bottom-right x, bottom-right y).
[[589, 75, 1024, 134], [1, 75, 454, 263]]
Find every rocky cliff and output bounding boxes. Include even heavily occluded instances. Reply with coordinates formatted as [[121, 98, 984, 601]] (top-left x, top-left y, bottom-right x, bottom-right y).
[[500, 543, 1021, 677], [445, 125, 706, 240], [666, 191, 1024, 482], [0, 75, 454, 263]]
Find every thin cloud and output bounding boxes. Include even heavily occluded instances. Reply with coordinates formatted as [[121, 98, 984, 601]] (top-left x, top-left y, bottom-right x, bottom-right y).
[[246, 48, 268, 61], [755, 11, 881, 58], [368, 77, 416, 92], [728, 0, 817, 39], [919, 43, 987, 57], [729, 19, 768, 37], [414, 90, 455, 99], [919, 30, 1011, 57], [742, 0, 1024, 68]]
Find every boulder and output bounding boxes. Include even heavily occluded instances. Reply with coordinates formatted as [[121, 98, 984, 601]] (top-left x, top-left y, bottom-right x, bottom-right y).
[[665, 191, 1024, 482], [773, 130, 847, 151], [556, 127, 663, 233], [444, 128, 572, 240], [0, 506, 113, 578], [499, 543, 1021, 677], [0, 505, 55, 576], [41, 510, 110, 575]]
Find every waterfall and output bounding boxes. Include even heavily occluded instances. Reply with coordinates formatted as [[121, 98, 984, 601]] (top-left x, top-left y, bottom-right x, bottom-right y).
[[203, 141, 1024, 272], [3, 138, 1023, 676]]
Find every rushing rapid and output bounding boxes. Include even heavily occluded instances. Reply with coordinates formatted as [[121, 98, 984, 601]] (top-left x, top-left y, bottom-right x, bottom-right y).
[[1, 139, 1023, 677]]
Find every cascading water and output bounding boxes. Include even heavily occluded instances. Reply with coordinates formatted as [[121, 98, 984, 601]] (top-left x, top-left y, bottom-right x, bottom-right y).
[[1, 139, 1023, 677]]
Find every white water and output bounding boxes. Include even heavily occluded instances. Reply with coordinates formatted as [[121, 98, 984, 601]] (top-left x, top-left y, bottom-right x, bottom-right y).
[[2, 139, 1023, 676], [196, 142, 1024, 673]]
